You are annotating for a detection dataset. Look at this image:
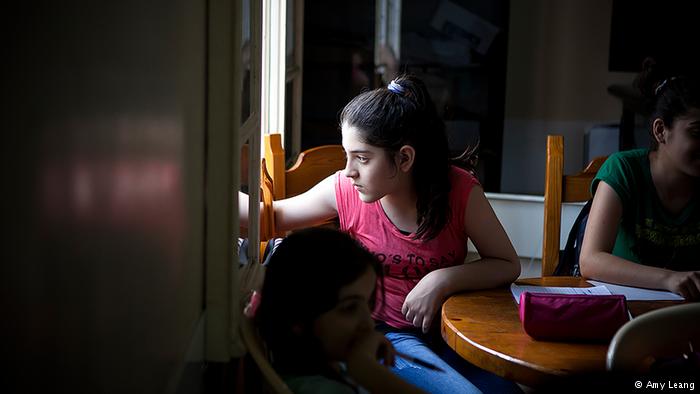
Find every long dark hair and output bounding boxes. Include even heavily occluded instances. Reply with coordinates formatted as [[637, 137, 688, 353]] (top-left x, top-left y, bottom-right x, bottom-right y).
[[636, 58, 700, 150], [339, 74, 474, 240], [255, 227, 383, 376]]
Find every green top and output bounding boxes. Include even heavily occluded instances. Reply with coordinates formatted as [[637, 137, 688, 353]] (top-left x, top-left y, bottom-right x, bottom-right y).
[[592, 149, 700, 271], [282, 363, 368, 394], [283, 374, 357, 394]]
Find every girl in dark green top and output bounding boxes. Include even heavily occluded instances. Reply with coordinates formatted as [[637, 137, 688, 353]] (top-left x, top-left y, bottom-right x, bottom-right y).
[[580, 58, 700, 300]]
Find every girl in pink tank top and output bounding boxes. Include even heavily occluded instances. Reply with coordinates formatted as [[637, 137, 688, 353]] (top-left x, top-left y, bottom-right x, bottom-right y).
[[241, 74, 522, 393]]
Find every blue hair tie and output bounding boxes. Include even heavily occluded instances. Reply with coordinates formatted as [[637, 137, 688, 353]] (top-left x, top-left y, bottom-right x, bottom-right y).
[[388, 80, 405, 95], [654, 79, 669, 96], [654, 77, 676, 96]]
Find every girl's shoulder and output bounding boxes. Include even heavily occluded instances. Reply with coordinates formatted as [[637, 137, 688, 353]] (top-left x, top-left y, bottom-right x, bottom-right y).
[[598, 149, 649, 179], [448, 165, 481, 191], [594, 149, 650, 200], [607, 148, 649, 164]]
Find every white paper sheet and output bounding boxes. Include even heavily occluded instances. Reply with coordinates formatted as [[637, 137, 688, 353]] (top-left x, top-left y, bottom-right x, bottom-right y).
[[510, 284, 612, 304], [587, 280, 685, 301]]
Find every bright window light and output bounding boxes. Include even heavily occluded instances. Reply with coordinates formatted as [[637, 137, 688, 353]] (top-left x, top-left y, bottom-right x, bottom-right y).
[[261, 0, 287, 146]]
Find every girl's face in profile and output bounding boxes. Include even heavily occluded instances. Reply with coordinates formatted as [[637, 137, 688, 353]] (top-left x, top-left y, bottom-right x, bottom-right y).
[[662, 107, 700, 177], [312, 266, 376, 362], [341, 123, 402, 203]]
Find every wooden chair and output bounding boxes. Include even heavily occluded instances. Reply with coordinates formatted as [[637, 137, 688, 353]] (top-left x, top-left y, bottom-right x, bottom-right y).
[[259, 158, 278, 246], [259, 133, 345, 238], [240, 315, 294, 394], [606, 302, 700, 373], [542, 135, 607, 276], [263, 133, 345, 200]]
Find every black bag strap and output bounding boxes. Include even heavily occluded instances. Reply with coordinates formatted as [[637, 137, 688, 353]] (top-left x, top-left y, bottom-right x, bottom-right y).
[[554, 199, 593, 276]]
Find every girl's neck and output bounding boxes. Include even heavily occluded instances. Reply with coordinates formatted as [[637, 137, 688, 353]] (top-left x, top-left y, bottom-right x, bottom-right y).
[[649, 150, 699, 214], [380, 177, 418, 232]]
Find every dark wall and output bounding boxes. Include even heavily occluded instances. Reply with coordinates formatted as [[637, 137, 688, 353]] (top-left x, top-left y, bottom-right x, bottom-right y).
[[3, 1, 207, 392], [609, 0, 700, 73]]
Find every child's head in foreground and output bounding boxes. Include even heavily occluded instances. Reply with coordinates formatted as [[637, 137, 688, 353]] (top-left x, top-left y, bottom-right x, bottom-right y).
[[256, 227, 383, 375]]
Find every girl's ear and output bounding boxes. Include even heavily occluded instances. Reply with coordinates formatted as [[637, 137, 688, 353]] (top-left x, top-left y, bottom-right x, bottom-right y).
[[397, 145, 415, 172], [652, 118, 667, 144]]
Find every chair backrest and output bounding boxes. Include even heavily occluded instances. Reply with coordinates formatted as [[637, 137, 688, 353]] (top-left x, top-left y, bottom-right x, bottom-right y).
[[260, 158, 277, 243], [264, 133, 346, 199], [240, 316, 294, 394], [606, 303, 700, 373], [259, 133, 345, 238], [542, 135, 607, 276]]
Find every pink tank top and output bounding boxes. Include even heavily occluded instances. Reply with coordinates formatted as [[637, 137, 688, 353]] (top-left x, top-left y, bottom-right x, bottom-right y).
[[335, 166, 479, 329]]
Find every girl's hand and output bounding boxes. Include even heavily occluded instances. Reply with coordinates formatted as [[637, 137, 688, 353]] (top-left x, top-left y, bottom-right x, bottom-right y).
[[345, 330, 428, 394], [346, 329, 396, 371], [664, 271, 700, 300], [401, 271, 446, 333]]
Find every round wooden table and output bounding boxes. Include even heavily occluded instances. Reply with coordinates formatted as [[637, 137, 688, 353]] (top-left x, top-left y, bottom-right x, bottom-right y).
[[440, 277, 681, 387]]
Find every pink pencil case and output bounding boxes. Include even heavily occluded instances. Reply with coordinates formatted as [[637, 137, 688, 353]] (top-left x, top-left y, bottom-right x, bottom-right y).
[[518, 292, 630, 342]]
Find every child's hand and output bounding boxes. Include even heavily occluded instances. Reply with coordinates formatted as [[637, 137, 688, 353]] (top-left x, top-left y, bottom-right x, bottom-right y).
[[345, 330, 428, 394], [346, 329, 396, 370], [665, 271, 700, 300], [402, 271, 446, 333]]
